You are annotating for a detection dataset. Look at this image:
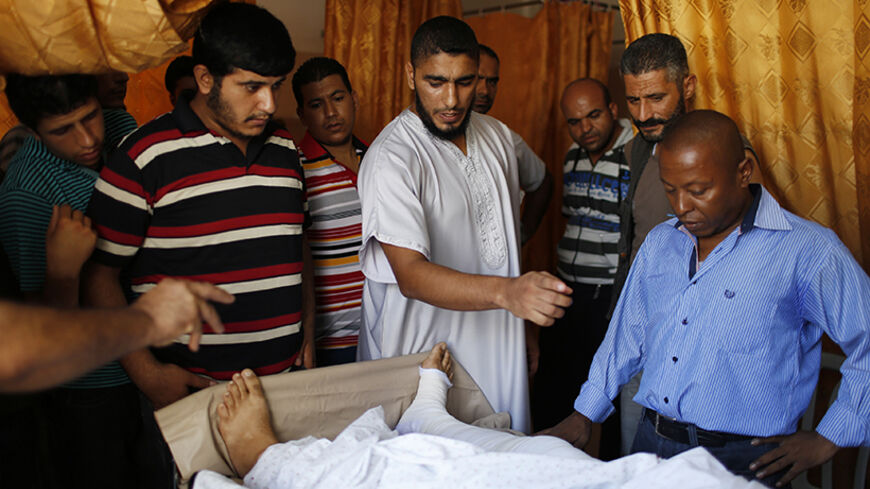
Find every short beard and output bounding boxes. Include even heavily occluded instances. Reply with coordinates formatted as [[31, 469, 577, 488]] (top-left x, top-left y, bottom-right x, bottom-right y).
[[633, 92, 686, 143], [415, 92, 472, 141], [206, 79, 258, 142]]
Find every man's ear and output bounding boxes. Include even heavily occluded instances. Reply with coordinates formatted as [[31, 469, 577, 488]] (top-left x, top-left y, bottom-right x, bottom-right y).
[[405, 61, 416, 91], [352, 90, 360, 113], [683, 73, 697, 104], [608, 101, 619, 120], [193, 64, 214, 95], [737, 156, 753, 187]]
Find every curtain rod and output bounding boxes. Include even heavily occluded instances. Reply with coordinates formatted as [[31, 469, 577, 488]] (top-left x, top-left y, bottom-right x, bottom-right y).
[[462, 0, 619, 17]]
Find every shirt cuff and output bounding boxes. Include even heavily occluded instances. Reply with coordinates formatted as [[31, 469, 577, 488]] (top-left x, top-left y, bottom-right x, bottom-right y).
[[573, 380, 615, 423], [815, 399, 870, 447]]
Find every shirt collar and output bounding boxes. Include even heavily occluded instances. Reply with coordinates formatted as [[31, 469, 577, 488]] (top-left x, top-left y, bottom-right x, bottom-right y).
[[299, 132, 328, 159], [20, 136, 98, 176], [171, 95, 207, 134], [738, 184, 763, 233], [673, 183, 792, 233], [742, 184, 792, 232], [299, 131, 368, 160], [612, 118, 635, 148]]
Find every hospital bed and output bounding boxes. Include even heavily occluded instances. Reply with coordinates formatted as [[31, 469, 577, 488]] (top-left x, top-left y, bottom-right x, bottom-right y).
[[156, 352, 508, 486]]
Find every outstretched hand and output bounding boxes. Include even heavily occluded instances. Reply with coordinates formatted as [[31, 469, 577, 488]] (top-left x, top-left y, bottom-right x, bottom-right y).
[[500, 271, 572, 326], [132, 278, 235, 352], [749, 430, 839, 487]]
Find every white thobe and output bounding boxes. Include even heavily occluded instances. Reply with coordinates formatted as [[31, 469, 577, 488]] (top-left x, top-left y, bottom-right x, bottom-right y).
[[357, 109, 543, 432]]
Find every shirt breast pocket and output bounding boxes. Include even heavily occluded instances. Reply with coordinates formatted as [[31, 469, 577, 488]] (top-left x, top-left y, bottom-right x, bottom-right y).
[[710, 288, 778, 354]]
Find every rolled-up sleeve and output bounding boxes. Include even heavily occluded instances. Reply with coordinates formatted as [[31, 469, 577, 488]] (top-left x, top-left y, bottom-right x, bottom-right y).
[[358, 144, 430, 284]]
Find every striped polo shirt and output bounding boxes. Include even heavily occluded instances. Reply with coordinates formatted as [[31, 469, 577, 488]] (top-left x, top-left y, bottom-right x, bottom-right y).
[[299, 132, 367, 351], [88, 99, 310, 380], [0, 108, 137, 388], [557, 119, 633, 285]]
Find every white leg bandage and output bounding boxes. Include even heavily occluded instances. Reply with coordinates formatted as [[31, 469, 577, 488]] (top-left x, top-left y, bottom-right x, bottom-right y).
[[397, 367, 589, 460]]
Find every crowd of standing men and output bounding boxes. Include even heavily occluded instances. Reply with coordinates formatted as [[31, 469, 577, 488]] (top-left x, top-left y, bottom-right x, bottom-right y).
[[0, 4, 868, 489]]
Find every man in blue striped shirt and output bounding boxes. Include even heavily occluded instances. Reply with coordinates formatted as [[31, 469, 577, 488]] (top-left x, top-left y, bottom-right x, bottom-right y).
[[545, 110, 870, 487]]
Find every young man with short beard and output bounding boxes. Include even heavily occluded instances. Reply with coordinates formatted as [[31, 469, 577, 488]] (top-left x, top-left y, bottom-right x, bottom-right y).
[[357, 16, 572, 433], [85, 2, 315, 416]]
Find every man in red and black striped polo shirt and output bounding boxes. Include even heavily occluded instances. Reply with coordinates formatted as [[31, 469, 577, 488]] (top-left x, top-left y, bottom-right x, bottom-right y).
[[84, 3, 315, 411]]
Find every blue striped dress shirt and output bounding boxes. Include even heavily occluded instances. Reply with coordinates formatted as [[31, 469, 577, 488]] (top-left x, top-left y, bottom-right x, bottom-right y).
[[574, 185, 870, 447]]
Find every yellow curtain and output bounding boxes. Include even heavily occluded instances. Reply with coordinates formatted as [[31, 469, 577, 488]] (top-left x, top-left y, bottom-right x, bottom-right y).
[[0, 0, 214, 133], [323, 0, 463, 144], [467, 3, 614, 273], [125, 43, 192, 126], [0, 0, 208, 76], [620, 0, 870, 269]]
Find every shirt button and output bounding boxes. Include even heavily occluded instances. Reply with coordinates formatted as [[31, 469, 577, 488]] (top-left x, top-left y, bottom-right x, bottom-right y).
[[672, 356, 678, 362], [664, 397, 669, 404], [681, 318, 688, 325]]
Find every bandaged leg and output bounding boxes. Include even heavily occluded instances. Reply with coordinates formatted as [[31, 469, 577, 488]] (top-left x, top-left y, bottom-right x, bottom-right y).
[[396, 345, 590, 460]]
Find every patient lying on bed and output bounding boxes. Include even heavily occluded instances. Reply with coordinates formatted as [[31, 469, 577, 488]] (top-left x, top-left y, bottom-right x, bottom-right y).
[[195, 344, 763, 489]]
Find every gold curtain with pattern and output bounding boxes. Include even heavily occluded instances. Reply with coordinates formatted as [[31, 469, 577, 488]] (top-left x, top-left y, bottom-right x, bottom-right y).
[[323, 0, 463, 144], [620, 0, 870, 269], [467, 3, 613, 273]]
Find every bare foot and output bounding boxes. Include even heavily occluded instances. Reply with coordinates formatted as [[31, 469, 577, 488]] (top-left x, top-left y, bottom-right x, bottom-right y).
[[217, 369, 279, 477], [422, 342, 454, 382]]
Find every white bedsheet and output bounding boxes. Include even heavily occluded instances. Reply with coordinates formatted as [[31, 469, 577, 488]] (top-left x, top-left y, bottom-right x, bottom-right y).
[[194, 406, 765, 489]]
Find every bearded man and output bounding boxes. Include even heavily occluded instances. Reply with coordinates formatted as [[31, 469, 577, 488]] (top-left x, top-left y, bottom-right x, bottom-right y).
[[357, 16, 571, 433], [85, 3, 315, 411]]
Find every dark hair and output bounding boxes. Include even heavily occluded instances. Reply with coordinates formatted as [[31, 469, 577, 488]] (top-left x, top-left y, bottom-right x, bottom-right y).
[[193, 2, 295, 79], [291, 57, 352, 107], [620, 33, 688, 83], [164, 55, 196, 93], [410, 16, 479, 67], [4, 74, 98, 130], [478, 44, 499, 64]]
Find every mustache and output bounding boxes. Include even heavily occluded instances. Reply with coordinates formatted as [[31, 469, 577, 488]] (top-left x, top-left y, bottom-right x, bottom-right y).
[[245, 113, 272, 122], [635, 117, 668, 128]]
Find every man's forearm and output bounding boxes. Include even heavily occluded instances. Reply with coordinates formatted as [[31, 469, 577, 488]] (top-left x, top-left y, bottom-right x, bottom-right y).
[[0, 302, 154, 392], [381, 242, 570, 326], [390, 255, 509, 311], [82, 261, 160, 385]]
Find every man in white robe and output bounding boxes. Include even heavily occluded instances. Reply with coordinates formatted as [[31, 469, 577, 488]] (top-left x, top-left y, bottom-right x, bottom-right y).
[[356, 16, 572, 433]]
